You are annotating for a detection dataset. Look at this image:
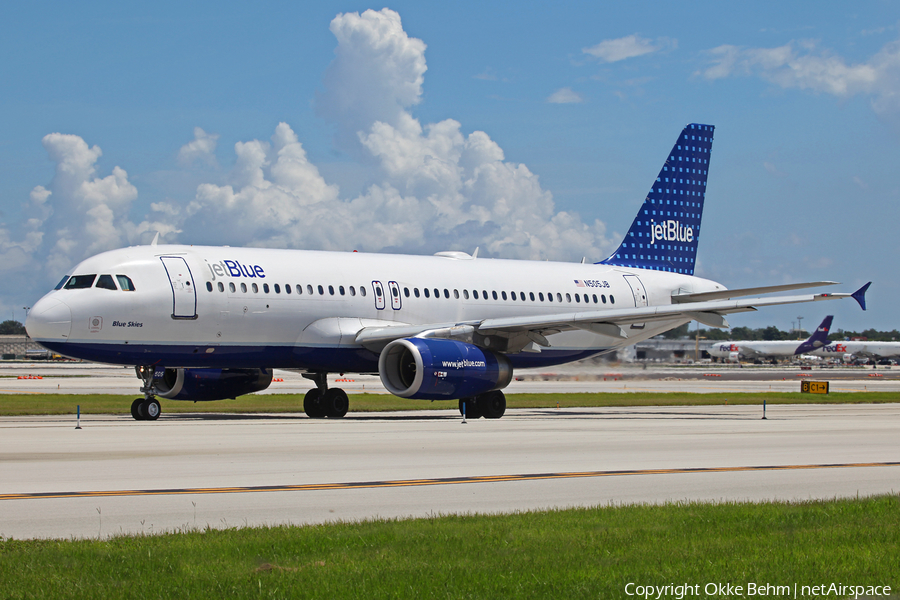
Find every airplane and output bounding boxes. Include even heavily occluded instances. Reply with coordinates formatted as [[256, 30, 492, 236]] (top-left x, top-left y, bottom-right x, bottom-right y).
[[24, 123, 871, 421], [811, 339, 900, 364], [706, 315, 835, 363]]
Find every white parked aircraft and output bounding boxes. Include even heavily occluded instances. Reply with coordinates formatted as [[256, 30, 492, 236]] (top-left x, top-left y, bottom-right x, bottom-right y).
[[812, 340, 900, 363], [707, 315, 836, 363], [25, 124, 870, 421]]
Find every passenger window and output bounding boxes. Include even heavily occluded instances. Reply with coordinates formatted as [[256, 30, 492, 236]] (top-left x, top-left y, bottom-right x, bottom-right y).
[[556, 293, 562, 302], [252, 283, 259, 293], [453, 289, 459, 299], [206, 281, 213, 292], [434, 288, 439, 298], [317, 285, 324, 295], [473, 290, 479, 299], [592, 294, 598, 303], [274, 284, 281, 294], [501, 291, 507, 301], [241, 283, 247, 293], [340, 286, 346, 296], [575, 294, 580, 303], [511, 292, 516, 300], [116, 275, 136, 291], [424, 288, 430, 298], [285, 284, 291, 295], [64, 274, 97, 289], [539, 292, 544, 302], [492, 291, 498, 300], [328, 285, 335, 296], [350, 286, 356, 296], [54, 275, 71, 290], [218, 282, 224, 292], [610, 295, 615, 304], [414, 288, 420, 298], [463, 290, 469, 299], [230, 282, 236, 293], [404, 288, 410, 298], [601, 295, 606, 304], [360, 286, 367, 297], [482, 290, 488, 299], [263, 283, 270, 293], [95, 275, 117, 290], [547, 292, 553, 302]]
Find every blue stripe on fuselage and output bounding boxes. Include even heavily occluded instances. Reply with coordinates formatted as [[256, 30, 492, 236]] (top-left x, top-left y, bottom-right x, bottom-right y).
[[35, 340, 607, 371]]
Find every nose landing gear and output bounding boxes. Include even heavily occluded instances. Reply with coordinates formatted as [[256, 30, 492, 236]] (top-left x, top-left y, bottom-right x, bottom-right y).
[[131, 366, 162, 421]]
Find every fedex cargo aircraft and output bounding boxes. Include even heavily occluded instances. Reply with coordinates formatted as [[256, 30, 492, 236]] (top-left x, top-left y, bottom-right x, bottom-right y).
[[707, 315, 836, 363], [25, 124, 869, 421]]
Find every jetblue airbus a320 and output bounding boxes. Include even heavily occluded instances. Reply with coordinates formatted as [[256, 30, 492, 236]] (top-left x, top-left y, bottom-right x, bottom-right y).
[[25, 124, 870, 421]]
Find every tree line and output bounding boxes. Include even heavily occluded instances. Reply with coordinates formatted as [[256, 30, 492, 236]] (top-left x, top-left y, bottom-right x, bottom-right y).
[[661, 323, 899, 342]]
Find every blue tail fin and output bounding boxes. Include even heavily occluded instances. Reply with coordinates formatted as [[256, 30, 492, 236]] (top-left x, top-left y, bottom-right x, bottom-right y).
[[794, 315, 834, 355], [599, 123, 715, 275]]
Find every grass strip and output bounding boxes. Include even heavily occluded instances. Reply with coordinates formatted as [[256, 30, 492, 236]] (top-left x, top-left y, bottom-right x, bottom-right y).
[[0, 391, 899, 416], [1, 496, 898, 599]]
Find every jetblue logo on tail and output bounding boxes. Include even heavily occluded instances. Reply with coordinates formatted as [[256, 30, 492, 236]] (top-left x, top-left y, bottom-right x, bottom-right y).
[[599, 123, 714, 276], [650, 220, 694, 245]]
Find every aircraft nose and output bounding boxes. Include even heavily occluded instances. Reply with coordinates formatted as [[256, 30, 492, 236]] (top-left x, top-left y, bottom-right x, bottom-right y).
[[25, 296, 72, 341]]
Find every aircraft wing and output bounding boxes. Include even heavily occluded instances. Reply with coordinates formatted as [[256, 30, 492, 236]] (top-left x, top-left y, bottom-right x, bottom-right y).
[[356, 285, 868, 352]]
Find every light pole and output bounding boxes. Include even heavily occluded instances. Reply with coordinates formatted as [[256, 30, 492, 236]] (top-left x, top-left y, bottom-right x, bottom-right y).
[[797, 316, 803, 336]]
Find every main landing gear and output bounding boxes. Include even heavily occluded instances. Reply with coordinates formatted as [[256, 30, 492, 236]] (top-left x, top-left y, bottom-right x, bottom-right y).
[[131, 366, 161, 421], [302, 372, 349, 419], [459, 390, 507, 419]]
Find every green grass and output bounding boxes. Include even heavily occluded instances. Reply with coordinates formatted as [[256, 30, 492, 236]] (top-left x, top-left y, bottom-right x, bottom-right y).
[[0, 391, 898, 416], [1, 496, 898, 598]]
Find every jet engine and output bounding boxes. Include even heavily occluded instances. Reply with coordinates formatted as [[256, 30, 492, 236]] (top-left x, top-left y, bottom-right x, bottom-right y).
[[378, 338, 512, 400], [727, 351, 740, 363], [152, 367, 273, 401]]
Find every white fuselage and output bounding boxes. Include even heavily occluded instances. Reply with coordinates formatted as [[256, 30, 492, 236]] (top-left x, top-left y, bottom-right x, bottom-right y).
[[26, 244, 723, 372]]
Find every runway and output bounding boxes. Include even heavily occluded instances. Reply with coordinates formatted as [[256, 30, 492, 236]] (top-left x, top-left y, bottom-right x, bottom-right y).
[[3, 362, 900, 395], [2, 404, 899, 540]]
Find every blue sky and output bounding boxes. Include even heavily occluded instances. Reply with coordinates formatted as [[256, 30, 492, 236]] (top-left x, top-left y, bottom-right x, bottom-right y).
[[1, 1, 898, 334]]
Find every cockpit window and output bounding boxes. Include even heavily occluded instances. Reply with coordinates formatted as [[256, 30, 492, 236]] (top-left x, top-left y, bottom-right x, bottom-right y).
[[64, 274, 97, 289], [54, 276, 70, 290], [116, 275, 136, 291], [96, 275, 117, 290]]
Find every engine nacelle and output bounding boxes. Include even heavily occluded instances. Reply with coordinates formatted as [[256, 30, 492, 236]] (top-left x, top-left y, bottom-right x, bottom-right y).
[[727, 351, 740, 363], [152, 367, 273, 401], [378, 338, 512, 400]]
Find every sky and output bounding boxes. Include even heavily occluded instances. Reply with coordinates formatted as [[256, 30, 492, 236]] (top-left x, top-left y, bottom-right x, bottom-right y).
[[1, 1, 898, 335]]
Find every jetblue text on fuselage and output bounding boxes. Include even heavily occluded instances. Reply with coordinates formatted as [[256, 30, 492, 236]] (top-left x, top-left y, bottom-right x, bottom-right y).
[[650, 220, 694, 245], [207, 260, 266, 280]]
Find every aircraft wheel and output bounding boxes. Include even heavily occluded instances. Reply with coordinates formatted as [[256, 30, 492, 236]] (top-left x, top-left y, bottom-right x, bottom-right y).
[[304, 389, 326, 418], [143, 399, 161, 421], [323, 388, 349, 418], [479, 390, 506, 419], [459, 398, 482, 419], [131, 398, 145, 421]]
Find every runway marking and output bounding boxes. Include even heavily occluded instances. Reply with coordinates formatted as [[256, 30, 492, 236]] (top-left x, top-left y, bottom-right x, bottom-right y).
[[2, 461, 899, 501]]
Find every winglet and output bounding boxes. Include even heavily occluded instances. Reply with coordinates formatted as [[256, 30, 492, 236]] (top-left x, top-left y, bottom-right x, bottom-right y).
[[150, 231, 160, 247], [851, 282, 871, 311]]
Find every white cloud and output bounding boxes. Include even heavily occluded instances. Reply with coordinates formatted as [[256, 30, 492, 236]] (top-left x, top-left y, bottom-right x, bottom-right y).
[[547, 87, 584, 104], [583, 34, 675, 63], [12, 7, 615, 302], [315, 8, 427, 153], [698, 39, 900, 124], [178, 127, 219, 167], [172, 8, 614, 261]]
